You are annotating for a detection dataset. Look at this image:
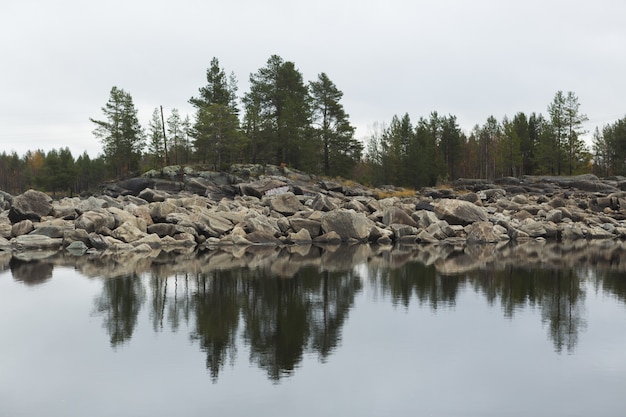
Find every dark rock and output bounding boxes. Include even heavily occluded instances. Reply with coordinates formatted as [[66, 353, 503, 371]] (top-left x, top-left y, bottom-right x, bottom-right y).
[[8, 190, 53, 223]]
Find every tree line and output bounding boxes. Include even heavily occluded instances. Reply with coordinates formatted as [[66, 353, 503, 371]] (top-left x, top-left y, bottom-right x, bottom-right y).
[[2, 54, 625, 195]]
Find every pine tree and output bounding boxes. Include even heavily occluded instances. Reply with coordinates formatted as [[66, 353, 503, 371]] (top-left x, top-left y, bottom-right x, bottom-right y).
[[243, 55, 312, 168], [90, 86, 145, 177], [310, 73, 361, 177], [190, 58, 243, 169], [147, 108, 165, 169]]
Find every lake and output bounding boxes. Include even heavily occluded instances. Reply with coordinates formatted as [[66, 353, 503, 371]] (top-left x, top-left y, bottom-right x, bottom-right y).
[[1, 241, 626, 417]]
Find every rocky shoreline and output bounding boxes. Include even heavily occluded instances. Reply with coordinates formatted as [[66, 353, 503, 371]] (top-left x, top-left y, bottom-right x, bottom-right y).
[[2, 164, 626, 256]]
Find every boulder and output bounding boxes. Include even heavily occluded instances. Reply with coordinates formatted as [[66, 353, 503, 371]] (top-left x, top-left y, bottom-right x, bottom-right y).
[[75, 209, 116, 233], [289, 218, 321, 238], [11, 220, 34, 237], [433, 199, 489, 225], [287, 228, 312, 243], [66, 241, 88, 256], [466, 221, 500, 244], [12, 234, 63, 251], [311, 194, 341, 211], [245, 230, 283, 245], [320, 209, 373, 242], [110, 221, 147, 243], [313, 231, 342, 244], [8, 190, 53, 223], [138, 188, 171, 203], [382, 206, 418, 227], [76, 196, 109, 213], [269, 192, 305, 216]]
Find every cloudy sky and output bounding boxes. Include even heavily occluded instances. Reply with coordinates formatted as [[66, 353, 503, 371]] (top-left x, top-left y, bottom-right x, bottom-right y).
[[2, 0, 625, 158]]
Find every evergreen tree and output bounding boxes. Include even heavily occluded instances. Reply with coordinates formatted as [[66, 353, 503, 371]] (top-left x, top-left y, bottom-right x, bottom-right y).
[[167, 108, 183, 165], [601, 116, 626, 174], [190, 57, 243, 169], [147, 107, 165, 169], [499, 116, 522, 177], [563, 91, 589, 175], [545, 91, 567, 174], [243, 55, 312, 169], [90, 86, 145, 177], [309, 72, 361, 177]]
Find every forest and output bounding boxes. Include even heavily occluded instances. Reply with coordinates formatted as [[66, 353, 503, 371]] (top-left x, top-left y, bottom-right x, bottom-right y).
[[1, 55, 625, 196]]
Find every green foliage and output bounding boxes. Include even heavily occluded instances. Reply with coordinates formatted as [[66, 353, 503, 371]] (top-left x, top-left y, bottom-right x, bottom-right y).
[[90, 86, 145, 177], [190, 58, 244, 169], [243, 55, 312, 168], [310, 72, 361, 177]]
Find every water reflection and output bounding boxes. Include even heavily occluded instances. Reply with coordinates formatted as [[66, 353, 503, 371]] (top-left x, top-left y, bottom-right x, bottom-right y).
[[92, 274, 146, 347], [3, 240, 626, 380]]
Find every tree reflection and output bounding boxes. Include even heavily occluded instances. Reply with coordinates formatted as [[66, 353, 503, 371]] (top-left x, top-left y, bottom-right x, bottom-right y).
[[92, 274, 145, 347], [536, 269, 586, 354], [47, 243, 626, 380], [190, 271, 241, 381]]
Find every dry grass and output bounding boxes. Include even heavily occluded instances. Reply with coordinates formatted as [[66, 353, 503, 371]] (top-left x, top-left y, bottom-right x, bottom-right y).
[[374, 188, 417, 199]]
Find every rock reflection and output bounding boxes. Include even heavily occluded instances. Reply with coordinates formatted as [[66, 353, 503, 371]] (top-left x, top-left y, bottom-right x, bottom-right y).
[[3, 240, 626, 379]]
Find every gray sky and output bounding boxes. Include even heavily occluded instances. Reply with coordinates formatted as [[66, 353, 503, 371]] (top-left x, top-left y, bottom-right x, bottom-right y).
[[2, 0, 625, 159]]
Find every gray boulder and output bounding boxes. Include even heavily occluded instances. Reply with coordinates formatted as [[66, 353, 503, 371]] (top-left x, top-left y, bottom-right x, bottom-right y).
[[289, 218, 321, 238], [110, 221, 147, 243], [320, 209, 373, 242], [382, 206, 418, 227], [8, 190, 53, 223], [11, 220, 34, 237], [434, 199, 489, 225], [75, 209, 116, 233], [13, 234, 62, 251], [466, 221, 500, 243], [269, 192, 305, 216]]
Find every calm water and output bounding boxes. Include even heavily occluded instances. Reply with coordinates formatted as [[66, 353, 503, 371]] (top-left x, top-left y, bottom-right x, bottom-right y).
[[1, 243, 626, 417]]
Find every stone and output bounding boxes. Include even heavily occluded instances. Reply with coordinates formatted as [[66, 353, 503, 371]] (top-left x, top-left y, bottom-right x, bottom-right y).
[[313, 231, 342, 244], [320, 209, 373, 242], [11, 220, 34, 237], [75, 209, 116, 233], [433, 199, 489, 225], [245, 230, 283, 245], [110, 221, 147, 243], [288, 228, 312, 243], [13, 234, 63, 251], [466, 221, 500, 244], [66, 240, 88, 256], [8, 190, 53, 223], [311, 194, 341, 211], [269, 192, 306, 216], [382, 206, 418, 227], [289, 218, 321, 238], [147, 223, 177, 237], [76, 196, 109, 213], [138, 188, 171, 203]]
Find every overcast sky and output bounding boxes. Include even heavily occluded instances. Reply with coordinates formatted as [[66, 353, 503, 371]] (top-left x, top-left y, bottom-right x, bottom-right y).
[[2, 0, 625, 158]]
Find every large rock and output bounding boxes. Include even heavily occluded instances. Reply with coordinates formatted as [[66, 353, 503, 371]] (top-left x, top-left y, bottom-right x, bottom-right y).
[[8, 190, 53, 223], [320, 209, 373, 242], [110, 221, 147, 243], [466, 221, 500, 243], [433, 199, 489, 225], [12, 234, 63, 251], [289, 218, 321, 238], [269, 192, 305, 216], [75, 209, 116, 233], [382, 206, 418, 227]]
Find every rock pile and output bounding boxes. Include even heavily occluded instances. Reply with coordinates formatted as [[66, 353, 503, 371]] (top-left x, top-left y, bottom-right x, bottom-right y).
[[1, 165, 626, 255]]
